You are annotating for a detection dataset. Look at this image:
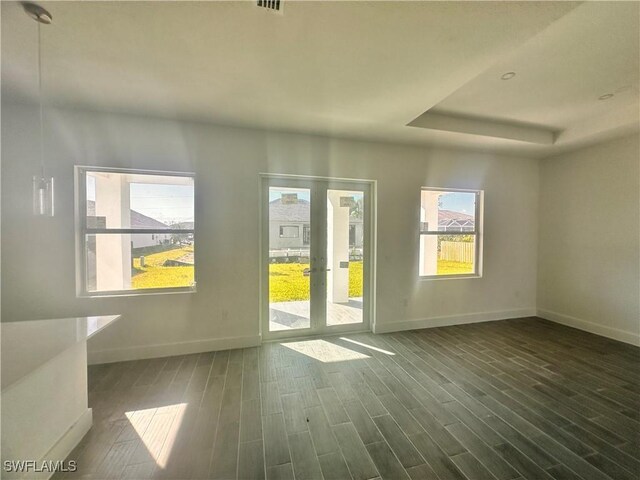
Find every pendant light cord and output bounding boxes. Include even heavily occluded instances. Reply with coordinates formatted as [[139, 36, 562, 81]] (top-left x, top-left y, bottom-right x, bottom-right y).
[[37, 20, 45, 179]]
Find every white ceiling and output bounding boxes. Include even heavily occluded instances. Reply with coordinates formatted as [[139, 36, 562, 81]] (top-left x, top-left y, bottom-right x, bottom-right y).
[[2, 1, 638, 157]]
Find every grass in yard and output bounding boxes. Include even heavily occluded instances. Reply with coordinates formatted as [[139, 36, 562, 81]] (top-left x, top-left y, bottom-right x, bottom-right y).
[[349, 261, 363, 298], [269, 263, 309, 302], [269, 261, 363, 303], [132, 246, 194, 289], [437, 259, 473, 275]]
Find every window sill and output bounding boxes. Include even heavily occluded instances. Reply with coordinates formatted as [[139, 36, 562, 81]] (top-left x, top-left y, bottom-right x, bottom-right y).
[[78, 287, 196, 299], [419, 274, 482, 281]]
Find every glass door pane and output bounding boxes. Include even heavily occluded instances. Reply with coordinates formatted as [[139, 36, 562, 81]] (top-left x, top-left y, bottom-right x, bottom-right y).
[[268, 187, 312, 332], [325, 189, 364, 327]]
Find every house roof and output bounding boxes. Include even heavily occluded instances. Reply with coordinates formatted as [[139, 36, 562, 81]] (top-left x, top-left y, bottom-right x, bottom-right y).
[[170, 221, 194, 230], [87, 200, 170, 229], [438, 209, 474, 226], [269, 199, 364, 224], [130, 210, 170, 229], [269, 199, 310, 222]]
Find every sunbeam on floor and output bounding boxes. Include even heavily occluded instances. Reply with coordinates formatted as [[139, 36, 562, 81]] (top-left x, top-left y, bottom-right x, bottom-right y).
[[279, 339, 370, 362], [124, 403, 187, 469]]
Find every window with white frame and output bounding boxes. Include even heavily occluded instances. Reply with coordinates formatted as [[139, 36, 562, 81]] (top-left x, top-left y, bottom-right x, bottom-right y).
[[279, 225, 299, 238], [77, 167, 195, 295], [419, 188, 482, 277]]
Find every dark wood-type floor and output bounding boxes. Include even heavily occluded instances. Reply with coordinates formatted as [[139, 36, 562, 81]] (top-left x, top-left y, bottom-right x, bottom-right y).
[[55, 318, 640, 480]]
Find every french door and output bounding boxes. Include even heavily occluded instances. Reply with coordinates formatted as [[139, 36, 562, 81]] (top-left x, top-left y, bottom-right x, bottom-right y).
[[261, 176, 372, 339]]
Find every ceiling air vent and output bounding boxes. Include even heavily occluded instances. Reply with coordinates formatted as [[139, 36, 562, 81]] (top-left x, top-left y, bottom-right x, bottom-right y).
[[257, 0, 283, 13]]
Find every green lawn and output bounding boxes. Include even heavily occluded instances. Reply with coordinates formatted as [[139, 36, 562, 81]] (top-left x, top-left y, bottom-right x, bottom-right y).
[[130, 249, 471, 295], [132, 246, 194, 289], [270, 261, 363, 303], [437, 260, 474, 275], [269, 259, 473, 302]]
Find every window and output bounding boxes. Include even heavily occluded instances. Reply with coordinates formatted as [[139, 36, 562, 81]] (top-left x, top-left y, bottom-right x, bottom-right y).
[[303, 224, 311, 245], [279, 225, 299, 238], [419, 188, 482, 278], [77, 167, 195, 295], [349, 224, 356, 246]]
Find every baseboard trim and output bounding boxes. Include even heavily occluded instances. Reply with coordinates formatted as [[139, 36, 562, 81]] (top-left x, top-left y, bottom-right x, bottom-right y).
[[373, 308, 536, 334], [88, 335, 261, 364], [537, 309, 640, 347], [33, 409, 92, 480]]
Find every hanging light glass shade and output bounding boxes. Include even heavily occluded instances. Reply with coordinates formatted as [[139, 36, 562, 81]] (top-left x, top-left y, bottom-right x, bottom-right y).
[[24, 2, 54, 216]]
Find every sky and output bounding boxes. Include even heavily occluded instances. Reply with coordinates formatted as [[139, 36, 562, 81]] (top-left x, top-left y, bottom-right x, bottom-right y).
[[87, 176, 195, 224], [87, 180, 467, 224], [129, 183, 194, 224], [269, 187, 311, 202], [439, 191, 476, 216]]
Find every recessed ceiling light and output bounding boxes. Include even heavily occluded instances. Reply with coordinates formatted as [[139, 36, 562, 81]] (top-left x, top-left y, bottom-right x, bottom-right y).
[[599, 93, 614, 100], [501, 72, 516, 80]]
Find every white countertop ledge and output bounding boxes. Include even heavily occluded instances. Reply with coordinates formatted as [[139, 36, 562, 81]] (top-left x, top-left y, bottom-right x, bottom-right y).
[[1, 315, 121, 391]]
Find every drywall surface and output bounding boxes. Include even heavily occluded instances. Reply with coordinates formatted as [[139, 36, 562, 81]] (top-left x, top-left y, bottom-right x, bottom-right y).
[[1, 105, 539, 361], [538, 134, 640, 345]]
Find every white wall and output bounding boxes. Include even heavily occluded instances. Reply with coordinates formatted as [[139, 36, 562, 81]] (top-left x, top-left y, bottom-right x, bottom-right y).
[[538, 134, 640, 345], [1, 341, 90, 479], [1, 104, 539, 362]]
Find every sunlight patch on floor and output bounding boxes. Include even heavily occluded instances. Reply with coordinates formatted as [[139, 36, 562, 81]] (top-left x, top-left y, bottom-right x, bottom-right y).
[[280, 339, 370, 362], [339, 337, 395, 355], [125, 403, 188, 469]]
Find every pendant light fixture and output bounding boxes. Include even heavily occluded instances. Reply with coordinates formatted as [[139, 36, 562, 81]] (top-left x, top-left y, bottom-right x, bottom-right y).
[[23, 2, 54, 216]]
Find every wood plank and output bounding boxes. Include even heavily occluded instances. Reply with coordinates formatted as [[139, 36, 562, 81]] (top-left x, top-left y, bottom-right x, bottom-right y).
[[409, 432, 467, 480], [366, 441, 410, 480], [281, 392, 309, 434], [318, 452, 353, 480], [450, 452, 499, 480], [446, 421, 520, 480], [332, 422, 379, 480], [344, 400, 383, 445], [263, 413, 291, 467], [372, 415, 425, 468], [305, 405, 339, 456], [238, 440, 266, 480], [266, 463, 295, 480], [317, 387, 350, 425], [288, 431, 324, 480], [240, 398, 263, 442], [209, 419, 240, 479], [60, 319, 640, 480]]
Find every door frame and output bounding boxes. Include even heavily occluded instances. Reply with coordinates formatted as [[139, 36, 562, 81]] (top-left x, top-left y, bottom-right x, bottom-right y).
[[259, 173, 376, 341]]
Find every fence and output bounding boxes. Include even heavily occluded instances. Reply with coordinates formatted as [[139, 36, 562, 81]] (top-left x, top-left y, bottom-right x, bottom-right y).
[[269, 247, 364, 263], [440, 241, 474, 263]]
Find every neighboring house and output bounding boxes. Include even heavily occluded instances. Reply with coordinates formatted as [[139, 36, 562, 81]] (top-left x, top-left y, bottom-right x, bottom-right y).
[[269, 198, 364, 251], [269, 198, 311, 250], [170, 221, 195, 244], [87, 200, 172, 248], [130, 210, 173, 248], [438, 209, 475, 232]]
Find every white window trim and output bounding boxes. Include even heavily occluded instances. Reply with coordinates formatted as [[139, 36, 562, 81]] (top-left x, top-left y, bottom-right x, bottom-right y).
[[419, 187, 483, 280], [75, 166, 196, 297]]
